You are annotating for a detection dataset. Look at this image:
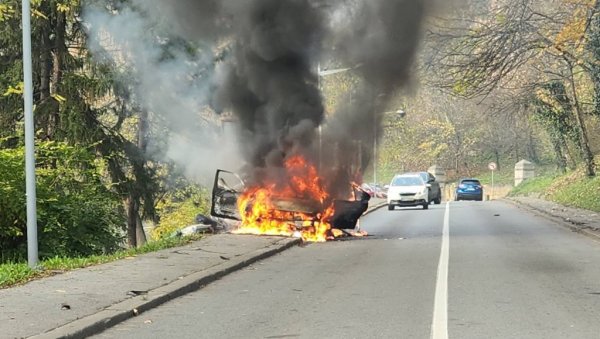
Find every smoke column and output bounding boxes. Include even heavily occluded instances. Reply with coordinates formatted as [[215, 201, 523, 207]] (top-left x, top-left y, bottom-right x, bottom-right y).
[[212, 0, 325, 189], [322, 0, 426, 191], [84, 0, 427, 193]]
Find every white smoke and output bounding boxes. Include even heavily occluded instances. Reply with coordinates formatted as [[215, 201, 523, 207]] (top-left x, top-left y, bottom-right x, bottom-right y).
[[83, 2, 242, 185]]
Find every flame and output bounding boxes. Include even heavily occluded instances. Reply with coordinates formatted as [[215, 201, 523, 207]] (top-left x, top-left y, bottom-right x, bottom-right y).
[[233, 155, 334, 242]]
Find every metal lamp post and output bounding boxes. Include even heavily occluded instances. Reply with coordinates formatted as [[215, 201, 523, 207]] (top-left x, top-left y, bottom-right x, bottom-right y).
[[22, 0, 39, 268]]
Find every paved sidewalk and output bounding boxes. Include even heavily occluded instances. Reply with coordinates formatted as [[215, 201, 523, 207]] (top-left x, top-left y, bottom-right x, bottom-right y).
[[506, 196, 600, 241], [2, 235, 299, 339], [1, 199, 387, 339]]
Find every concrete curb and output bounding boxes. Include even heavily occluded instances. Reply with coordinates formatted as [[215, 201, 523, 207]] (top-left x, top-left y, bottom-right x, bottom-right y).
[[502, 198, 600, 243], [364, 201, 388, 215], [31, 238, 301, 339]]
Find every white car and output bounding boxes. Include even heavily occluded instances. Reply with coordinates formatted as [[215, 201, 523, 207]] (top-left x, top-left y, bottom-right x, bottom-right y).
[[387, 174, 431, 210]]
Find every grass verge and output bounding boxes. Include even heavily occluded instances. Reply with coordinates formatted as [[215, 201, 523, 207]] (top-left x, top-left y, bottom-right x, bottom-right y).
[[508, 175, 557, 197], [551, 175, 600, 212], [0, 234, 203, 289], [510, 165, 600, 212]]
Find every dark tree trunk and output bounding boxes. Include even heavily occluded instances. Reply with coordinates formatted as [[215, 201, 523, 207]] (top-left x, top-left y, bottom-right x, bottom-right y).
[[134, 109, 149, 247], [39, 22, 52, 135], [136, 214, 147, 246], [567, 63, 596, 176], [125, 195, 138, 248], [550, 135, 567, 173], [48, 11, 66, 139]]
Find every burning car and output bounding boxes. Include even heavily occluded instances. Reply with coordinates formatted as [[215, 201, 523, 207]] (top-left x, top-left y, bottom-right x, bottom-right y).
[[211, 156, 370, 242]]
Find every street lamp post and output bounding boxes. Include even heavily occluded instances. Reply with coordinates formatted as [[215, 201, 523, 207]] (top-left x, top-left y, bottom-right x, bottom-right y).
[[22, 0, 39, 268]]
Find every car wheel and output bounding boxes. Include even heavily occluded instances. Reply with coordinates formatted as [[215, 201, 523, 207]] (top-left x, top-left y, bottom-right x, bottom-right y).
[[388, 204, 394, 211], [422, 203, 429, 210]]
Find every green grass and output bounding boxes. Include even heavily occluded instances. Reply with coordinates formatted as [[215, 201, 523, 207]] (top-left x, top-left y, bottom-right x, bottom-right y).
[[508, 175, 557, 197], [509, 163, 600, 212], [0, 263, 33, 288], [0, 234, 203, 289], [551, 175, 600, 212]]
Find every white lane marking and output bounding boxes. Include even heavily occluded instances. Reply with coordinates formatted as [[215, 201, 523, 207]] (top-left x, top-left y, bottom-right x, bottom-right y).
[[431, 201, 450, 339]]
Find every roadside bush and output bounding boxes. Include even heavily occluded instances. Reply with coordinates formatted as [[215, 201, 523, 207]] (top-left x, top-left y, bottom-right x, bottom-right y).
[[0, 142, 124, 262]]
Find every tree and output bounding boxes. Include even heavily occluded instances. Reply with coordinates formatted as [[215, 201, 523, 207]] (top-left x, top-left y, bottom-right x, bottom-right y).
[[428, 0, 597, 176], [0, 142, 124, 260], [0, 0, 160, 250], [587, 1, 600, 116]]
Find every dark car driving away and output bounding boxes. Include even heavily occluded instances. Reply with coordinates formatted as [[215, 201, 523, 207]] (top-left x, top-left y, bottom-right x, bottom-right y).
[[415, 172, 442, 204], [455, 178, 483, 201]]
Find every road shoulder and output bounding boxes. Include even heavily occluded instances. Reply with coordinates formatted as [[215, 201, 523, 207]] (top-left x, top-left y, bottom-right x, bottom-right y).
[[504, 196, 600, 242]]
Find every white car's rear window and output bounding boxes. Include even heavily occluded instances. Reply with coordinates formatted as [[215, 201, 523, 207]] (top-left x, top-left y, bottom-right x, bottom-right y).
[[391, 176, 424, 186]]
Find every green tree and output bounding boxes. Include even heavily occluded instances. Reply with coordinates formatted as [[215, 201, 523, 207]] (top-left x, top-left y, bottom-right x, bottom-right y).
[[0, 142, 124, 261], [0, 0, 159, 250]]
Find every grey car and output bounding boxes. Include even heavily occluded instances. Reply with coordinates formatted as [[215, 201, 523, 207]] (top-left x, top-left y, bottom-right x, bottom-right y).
[[409, 172, 442, 204]]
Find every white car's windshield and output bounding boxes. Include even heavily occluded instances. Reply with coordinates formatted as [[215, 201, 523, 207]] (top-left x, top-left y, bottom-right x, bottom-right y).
[[391, 176, 424, 186]]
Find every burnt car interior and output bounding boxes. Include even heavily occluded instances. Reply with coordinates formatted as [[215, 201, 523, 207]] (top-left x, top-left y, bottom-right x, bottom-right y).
[[211, 169, 370, 230], [210, 170, 245, 221]]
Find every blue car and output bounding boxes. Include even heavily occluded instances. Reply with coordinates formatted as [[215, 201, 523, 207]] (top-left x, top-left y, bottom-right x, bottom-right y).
[[455, 178, 483, 201]]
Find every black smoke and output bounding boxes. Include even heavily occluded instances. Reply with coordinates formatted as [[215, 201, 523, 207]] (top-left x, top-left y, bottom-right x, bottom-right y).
[[322, 0, 426, 193], [121, 0, 428, 196], [213, 0, 325, 173]]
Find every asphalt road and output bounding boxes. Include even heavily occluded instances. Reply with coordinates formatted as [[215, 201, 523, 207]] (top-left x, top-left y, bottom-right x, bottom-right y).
[[95, 201, 600, 339]]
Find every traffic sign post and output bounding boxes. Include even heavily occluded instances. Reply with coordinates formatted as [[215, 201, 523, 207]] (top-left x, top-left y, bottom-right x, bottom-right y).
[[488, 162, 497, 200]]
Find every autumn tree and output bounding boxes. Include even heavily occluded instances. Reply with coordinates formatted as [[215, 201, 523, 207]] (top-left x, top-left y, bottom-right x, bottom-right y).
[[428, 0, 598, 176]]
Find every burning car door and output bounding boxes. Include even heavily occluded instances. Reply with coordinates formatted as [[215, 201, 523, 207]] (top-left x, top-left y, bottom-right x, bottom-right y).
[[330, 185, 370, 230], [210, 170, 245, 220], [210, 169, 322, 225]]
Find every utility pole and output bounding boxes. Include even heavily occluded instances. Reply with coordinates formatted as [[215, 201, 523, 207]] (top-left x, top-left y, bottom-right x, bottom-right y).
[[22, 0, 38, 268]]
